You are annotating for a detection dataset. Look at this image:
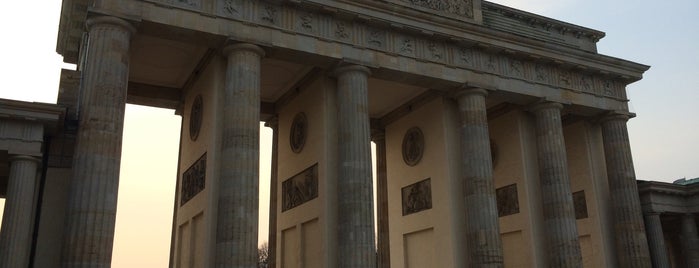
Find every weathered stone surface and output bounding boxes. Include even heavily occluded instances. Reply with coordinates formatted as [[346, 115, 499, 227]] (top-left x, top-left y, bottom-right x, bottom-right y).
[[643, 213, 670, 268], [0, 156, 40, 268]]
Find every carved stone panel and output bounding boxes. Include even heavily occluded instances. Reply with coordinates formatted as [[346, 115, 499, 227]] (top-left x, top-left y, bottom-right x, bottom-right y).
[[402, 127, 424, 166], [402, 178, 432, 216], [289, 112, 307, 153], [181, 153, 206, 206], [573, 190, 588, 219], [496, 183, 519, 217], [393, 0, 475, 20], [282, 164, 319, 212]]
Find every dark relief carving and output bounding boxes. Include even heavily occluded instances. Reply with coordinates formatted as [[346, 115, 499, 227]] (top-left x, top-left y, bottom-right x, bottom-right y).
[[189, 94, 203, 141], [282, 164, 319, 212], [496, 183, 519, 217], [402, 127, 424, 166], [402, 178, 432, 215], [399, 0, 474, 18], [181, 153, 206, 206], [573, 190, 588, 219], [289, 112, 307, 153]]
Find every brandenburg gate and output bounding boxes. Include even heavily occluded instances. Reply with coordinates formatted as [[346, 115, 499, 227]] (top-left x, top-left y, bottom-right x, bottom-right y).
[[0, 0, 654, 267]]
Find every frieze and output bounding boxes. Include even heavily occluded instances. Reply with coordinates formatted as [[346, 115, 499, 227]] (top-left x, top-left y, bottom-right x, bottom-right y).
[[203, 0, 627, 100], [402, 178, 432, 216], [397, 0, 474, 19], [282, 164, 319, 212]]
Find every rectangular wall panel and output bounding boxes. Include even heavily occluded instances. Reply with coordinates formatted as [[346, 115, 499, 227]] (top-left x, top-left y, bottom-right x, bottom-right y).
[[282, 226, 299, 268], [404, 228, 434, 268], [302, 219, 321, 268], [502, 231, 527, 268]]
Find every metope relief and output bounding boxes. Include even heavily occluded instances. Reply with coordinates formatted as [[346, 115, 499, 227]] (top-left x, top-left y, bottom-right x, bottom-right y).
[[181, 153, 206, 206], [496, 183, 519, 217], [289, 112, 307, 153], [402, 127, 424, 166], [573, 190, 588, 219], [402, 178, 432, 216], [282, 164, 319, 212]]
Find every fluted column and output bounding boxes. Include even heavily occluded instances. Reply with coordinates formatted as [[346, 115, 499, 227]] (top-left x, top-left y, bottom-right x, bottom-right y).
[[62, 16, 135, 267], [215, 43, 264, 267], [265, 117, 279, 268], [0, 155, 40, 268], [531, 102, 582, 267], [643, 212, 670, 268], [681, 214, 699, 267], [600, 113, 652, 267], [333, 65, 376, 268], [454, 88, 504, 267], [372, 129, 390, 268]]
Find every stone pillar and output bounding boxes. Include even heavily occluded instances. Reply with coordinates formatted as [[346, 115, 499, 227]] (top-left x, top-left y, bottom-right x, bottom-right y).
[[599, 113, 652, 267], [530, 102, 582, 267], [372, 128, 390, 268], [681, 214, 699, 267], [215, 43, 264, 267], [265, 117, 279, 268], [0, 156, 40, 268], [62, 16, 135, 267], [333, 65, 376, 268], [643, 212, 670, 268], [454, 88, 504, 267]]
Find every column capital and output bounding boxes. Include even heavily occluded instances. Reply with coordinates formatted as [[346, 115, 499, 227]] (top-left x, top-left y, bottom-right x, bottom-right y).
[[264, 116, 279, 130], [452, 87, 488, 100], [371, 128, 385, 142], [599, 111, 635, 124], [644, 211, 662, 217], [9, 155, 41, 165], [528, 101, 564, 112], [223, 43, 266, 58], [86, 16, 136, 35], [331, 65, 371, 77]]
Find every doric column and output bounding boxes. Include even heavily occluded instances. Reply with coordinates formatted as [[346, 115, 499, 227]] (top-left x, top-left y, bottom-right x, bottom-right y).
[[454, 88, 504, 267], [530, 102, 583, 267], [215, 43, 264, 267], [599, 113, 652, 267], [0, 155, 40, 268], [62, 16, 135, 267], [681, 214, 699, 267], [372, 128, 390, 268], [333, 65, 376, 268], [643, 212, 670, 268], [265, 117, 279, 268]]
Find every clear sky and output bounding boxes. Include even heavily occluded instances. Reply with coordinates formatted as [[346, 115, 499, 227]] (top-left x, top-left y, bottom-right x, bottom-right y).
[[0, 0, 697, 267]]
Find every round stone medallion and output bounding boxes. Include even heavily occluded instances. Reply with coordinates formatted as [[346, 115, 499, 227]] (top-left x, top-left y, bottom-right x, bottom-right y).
[[189, 94, 203, 141], [402, 127, 424, 166], [290, 112, 307, 153]]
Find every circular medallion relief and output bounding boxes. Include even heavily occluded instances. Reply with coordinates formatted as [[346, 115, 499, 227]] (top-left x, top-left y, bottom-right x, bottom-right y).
[[189, 94, 203, 141], [402, 127, 424, 166], [289, 112, 307, 153]]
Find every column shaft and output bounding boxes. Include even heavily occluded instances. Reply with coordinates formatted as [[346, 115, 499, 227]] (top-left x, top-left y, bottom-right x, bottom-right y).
[[0, 156, 40, 268], [265, 118, 279, 268], [643, 213, 670, 268], [531, 102, 582, 267], [62, 16, 134, 267], [334, 65, 376, 268], [215, 43, 264, 267], [372, 129, 391, 268], [681, 214, 699, 267], [600, 114, 652, 267], [455, 88, 503, 267]]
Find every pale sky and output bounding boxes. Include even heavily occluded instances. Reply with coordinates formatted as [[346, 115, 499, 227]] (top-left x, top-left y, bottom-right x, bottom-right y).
[[0, 0, 697, 267]]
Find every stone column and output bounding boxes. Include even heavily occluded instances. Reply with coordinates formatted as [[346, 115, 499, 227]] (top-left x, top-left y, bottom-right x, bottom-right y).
[[599, 113, 652, 267], [454, 88, 504, 267], [215, 43, 264, 267], [333, 65, 376, 268], [681, 214, 699, 267], [62, 16, 135, 267], [0, 156, 40, 268], [530, 102, 583, 267], [265, 117, 279, 268], [372, 128, 390, 268], [643, 212, 670, 268]]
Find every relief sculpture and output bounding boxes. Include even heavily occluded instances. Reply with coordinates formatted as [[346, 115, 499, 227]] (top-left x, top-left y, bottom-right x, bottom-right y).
[[402, 178, 432, 215], [282, 164, 319, 212], [181, 153, 206, 206], [399, 0, 474, 18]]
